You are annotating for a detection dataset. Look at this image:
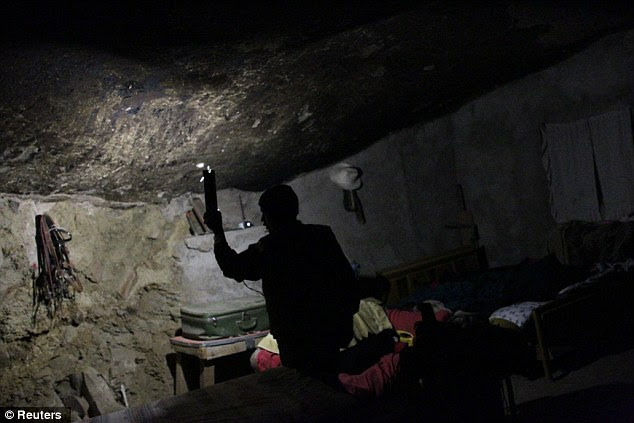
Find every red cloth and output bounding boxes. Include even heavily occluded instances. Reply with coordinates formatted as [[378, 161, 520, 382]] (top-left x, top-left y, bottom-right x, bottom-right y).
[[256, 348, 282, 372], [386, 309, 421, 335], [257, 342, 406, 398], [386, 307, 450, 335], [393, 342, 407, 353], [338, 352, 401, 397], [434, 308, 451, 322]]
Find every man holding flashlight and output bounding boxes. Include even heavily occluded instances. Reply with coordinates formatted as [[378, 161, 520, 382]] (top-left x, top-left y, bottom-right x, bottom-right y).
[[205, 184, 359, 384]]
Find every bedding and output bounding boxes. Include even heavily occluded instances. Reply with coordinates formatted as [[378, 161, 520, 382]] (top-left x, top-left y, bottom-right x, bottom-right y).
[[396, 254, 585, 316], [253, 329, 403, 396], [249, 304, 524, 416], [350, 297, 393, 343], [250, 298, 417, 396], [254, 348, 281, 372], [487, 259, 632, 332], [338, 352, 401, 397], [386, 302, 450, 336], [557, 259, 633, 297], [249, 297, 457, 398], [489, 302, 546, 330], [555, 220, 634, 265]]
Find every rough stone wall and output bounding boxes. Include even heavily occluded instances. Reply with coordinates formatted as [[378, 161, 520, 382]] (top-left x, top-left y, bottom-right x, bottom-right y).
[[289, 120, 461, 274], [0, 191, 263, 411], [449, 30, 634, 265], [5, 4, 630, 203], [179, 228, 265, 305], [0, 195, 186, 409], [288, 29, 634, 270]]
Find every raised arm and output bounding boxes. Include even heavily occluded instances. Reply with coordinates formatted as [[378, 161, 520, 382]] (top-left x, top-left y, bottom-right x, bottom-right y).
[[204, 210, 262, 282]]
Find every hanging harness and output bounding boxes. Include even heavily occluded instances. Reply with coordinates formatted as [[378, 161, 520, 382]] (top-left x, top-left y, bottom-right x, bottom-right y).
[[33, 214, 82, 321]]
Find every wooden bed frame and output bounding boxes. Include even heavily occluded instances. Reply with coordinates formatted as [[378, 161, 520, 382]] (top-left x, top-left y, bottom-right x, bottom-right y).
[[532, 291, 597, 380], [377, 245, 517, 416], [531, 266, 632, 380], [378, 245, 487, 306], [533, 221, 633, 379]]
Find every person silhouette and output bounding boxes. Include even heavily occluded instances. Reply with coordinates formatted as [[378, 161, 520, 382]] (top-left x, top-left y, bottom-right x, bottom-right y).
[[205, 184, 359, 382]]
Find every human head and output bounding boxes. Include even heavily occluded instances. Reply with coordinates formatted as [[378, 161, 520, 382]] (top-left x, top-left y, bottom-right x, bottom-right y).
[[258, 184, 299, 229]]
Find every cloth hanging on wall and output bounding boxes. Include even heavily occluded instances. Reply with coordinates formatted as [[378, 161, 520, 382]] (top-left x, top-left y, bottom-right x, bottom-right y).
[[541, 107, 634, 223], [588, 108, 634, 220], [541, 119, 600, 222]]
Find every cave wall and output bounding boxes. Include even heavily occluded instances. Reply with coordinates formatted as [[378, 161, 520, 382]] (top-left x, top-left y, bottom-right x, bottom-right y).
[[0, 192, 261, 411], [289, 119, 461, 274], [450, 30, 634, 265], [287, 29, 634, 270]]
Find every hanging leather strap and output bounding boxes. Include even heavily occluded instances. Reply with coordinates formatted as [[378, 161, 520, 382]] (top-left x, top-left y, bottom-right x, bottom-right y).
[[33, 214, 82, 321]]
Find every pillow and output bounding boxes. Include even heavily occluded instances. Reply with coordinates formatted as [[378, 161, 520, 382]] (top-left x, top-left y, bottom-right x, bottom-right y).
[[489, 302, 547, 330]]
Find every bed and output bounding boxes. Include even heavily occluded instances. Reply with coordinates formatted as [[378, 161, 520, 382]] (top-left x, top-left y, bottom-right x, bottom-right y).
[[532, 220, 634, 379], [378, 245, 488, 306], [379, 220, 633, 380]]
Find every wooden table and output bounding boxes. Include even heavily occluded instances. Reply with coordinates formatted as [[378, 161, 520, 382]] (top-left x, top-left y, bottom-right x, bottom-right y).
[[170, 331, 269, 394]]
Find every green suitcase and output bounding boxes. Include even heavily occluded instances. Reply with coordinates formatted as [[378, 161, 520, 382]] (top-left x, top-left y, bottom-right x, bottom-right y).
[[180, 297, 269, 340]]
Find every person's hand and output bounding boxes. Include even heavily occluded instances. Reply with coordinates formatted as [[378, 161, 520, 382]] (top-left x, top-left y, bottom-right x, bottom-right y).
[[204, 210, 224, 235]]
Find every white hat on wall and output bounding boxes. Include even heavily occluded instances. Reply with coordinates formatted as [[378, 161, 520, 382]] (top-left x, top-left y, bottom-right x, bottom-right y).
[[328, 162, 363, 191]]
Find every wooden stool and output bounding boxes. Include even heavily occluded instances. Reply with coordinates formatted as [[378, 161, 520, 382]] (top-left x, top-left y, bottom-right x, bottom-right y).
[[170, 331, 269, 394]]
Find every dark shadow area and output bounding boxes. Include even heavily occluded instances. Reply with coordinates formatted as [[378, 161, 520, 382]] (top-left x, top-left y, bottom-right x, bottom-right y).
[[549, 334, 634, 381], [357, 275, 390, 303], [214, 350, 256, 383], [165, 350, 256, 393], [515, 383, 634, 422], [165, 352, 177, 384], [545, 283, 634, 381], [0, 1, 418, 47]]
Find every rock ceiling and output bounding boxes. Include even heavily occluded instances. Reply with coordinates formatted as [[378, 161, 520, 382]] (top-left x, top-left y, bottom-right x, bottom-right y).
[[0, 2, 632, 202]]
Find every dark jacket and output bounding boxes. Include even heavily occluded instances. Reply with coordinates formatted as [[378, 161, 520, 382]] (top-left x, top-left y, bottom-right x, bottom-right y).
[[214, 221, 359, 346]]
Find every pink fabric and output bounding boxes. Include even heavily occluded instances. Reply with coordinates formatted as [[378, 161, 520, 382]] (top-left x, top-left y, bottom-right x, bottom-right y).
[[256, 349, 282, 372], [257, 344, 405, 398], [386, 307, 450, 336], [386, 309, 421, 334], [434, 309, 451, 322], [338, 353, 401, 397], [393, 342, 407, 353]]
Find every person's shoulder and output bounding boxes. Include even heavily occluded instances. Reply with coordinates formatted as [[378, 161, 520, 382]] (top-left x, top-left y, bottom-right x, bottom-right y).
[[302, 223, 333, 233], [300, 223, 336, 240], [249, 233, 271, 251]]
